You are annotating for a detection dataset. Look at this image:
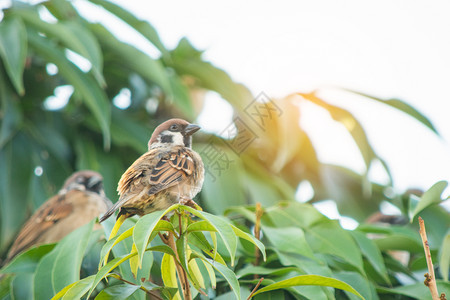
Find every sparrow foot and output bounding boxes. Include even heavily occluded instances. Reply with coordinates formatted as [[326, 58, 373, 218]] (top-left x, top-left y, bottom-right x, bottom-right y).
[[180, 198, 202, 211]]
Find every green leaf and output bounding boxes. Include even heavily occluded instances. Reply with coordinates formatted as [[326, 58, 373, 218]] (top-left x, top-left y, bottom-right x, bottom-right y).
[[187, 231, 226, 265], [252, 275, 365, 299], [201, 257, 241, 300], [334, 271, 377, 300], [347, 89, 439, 135], [186, 220, 216, 232], [440, 232, 450, 281], [56, 275, 95, 300], [410, 180, 447, 221], [182, 206, 237, 266], [236, 266, 301, 279], [230, 224, 266, 262], [161, 253, 180, 299], [306, 220, 364, 273], [133, 207, 179, 268], [33, 220, 94, 300], [11, 273, 33, 300], [87, 0, 167, 54], [378, 281, 450, 300], [0, 244, 55, 274], [350, 231, 389, 284], [87, 252, 138, 298], [95, 283, 140, 300], [0, 16, 27, 95], [263, 226, 314, 261], [100, 227, 134, 268], [27, 31, 111, 148]]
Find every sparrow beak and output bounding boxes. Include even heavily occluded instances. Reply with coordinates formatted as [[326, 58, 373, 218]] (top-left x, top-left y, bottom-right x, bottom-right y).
[[184, 124, 201, 136]]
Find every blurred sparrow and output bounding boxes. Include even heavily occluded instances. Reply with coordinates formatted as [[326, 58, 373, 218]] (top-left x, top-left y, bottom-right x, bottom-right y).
[[99, 119, 204, 231], [5, 170, 111, 263]]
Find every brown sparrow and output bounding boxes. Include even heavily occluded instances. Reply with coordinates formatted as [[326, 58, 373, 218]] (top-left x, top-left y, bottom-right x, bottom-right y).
[[99, 119, 204, 228], [5, 170, 111, 263]]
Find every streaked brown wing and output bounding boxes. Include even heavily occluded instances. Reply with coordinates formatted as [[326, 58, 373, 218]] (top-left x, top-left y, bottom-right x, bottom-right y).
[[118, 147, 194, 198], [7, 194, 73, 260]]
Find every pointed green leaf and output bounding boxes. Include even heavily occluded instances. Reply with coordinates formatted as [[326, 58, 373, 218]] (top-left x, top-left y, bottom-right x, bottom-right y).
[[252, 275, 364, 299], [410, 180, 447, 221], [231, 225, 266, 262], [263, 226, 314, 261], [350, 231, 389, 284], [52, 275, 94, 300], [182, 206, 237, 266], [200, 257, 241, 300], [0, 16, 27, 95], [95, 283, 140, 300]]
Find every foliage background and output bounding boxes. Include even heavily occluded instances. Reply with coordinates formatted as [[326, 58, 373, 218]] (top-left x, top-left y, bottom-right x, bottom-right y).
[[0, 0, 449, 299]]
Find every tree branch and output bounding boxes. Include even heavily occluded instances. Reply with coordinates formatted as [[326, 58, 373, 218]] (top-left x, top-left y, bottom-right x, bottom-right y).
[[418, 217, 441, 300]]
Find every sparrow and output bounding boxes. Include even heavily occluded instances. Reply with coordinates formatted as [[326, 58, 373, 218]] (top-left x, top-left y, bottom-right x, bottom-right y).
[[4, 170, 111, 264], [99, 119, 204, 237]]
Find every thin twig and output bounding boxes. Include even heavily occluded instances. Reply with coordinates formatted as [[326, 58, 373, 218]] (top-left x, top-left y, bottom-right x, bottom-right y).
[[112, 274, 163, 300], [246, 277, 264, 300], [418, 217, 441, 300]]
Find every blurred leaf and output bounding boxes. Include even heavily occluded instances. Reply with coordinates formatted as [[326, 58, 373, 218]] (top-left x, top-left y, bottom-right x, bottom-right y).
[[0, 71, 23, 149], [27, 31, 111, 148], [91, 24, 171, 96], [167, 74, 195, 119], [335, 271, 378, 300], [11, 273, 33, 300], [236, 266, 301, 279], [87, 0, 167, 55], [300, 92, 376, 169], [350, 231, 389, 284], [0, 16, 27, 95], [1, 244, 55, 274], [306, 220, 364, 273], [200, 150, 246, 214], [347, 89, 439, 135], [43, 0, 80, 20], [34, 220, 94, 300], [170, 38, 252, 109], [110, 109, 148, 153], [11, 8, 105, 86], [95, 283, 140, 300], [409, 180, 447, 221], [439, 232, 450, 281], [263, 226, 315, 261], [252, 275, 364, 299], [378, 281, 450, 300], [0, 133, 34, 254]]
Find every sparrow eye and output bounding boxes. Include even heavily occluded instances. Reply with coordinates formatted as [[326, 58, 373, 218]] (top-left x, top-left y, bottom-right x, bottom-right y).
[[169, 124, 179, 131]]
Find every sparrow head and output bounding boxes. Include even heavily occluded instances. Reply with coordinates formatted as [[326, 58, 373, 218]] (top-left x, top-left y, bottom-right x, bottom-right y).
[[62, 170, 106, 196], [148, 118, 200, 149]]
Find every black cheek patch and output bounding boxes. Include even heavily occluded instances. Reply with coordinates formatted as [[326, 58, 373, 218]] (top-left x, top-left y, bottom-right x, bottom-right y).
[[161, 135, 173, 143]]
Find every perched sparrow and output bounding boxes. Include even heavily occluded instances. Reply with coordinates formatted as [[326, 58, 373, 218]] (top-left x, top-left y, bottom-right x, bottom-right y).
[[5, 170, 111, 263], [99, 119, 204, 227]]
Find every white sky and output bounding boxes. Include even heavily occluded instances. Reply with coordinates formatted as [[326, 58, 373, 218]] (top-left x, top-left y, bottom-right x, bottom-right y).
[[77, 0, 450, 198]]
